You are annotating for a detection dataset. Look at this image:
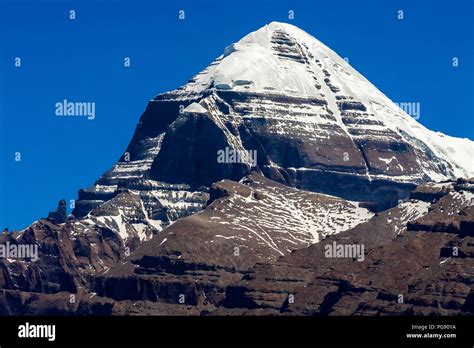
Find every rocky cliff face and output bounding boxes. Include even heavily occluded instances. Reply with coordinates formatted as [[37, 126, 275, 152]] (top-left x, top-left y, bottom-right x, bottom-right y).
[[1, 22, 473, 316]]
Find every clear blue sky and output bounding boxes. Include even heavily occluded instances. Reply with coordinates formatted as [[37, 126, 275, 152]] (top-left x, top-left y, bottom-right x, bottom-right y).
[[1, 0, 473, 230]]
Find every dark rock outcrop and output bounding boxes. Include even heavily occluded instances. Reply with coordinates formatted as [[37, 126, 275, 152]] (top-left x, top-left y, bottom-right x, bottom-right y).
[[47, 199, 68, 223]]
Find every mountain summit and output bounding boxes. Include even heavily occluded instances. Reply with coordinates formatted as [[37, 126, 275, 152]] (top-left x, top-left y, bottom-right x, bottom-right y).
[[72, 21, 472, 221]]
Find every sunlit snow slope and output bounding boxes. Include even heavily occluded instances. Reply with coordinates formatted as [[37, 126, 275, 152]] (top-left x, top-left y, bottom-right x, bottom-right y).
[[180, 21, 473, 179]]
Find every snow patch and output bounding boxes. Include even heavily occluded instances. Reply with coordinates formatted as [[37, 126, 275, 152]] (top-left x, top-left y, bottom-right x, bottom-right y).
[[184, 102, 207, 114]]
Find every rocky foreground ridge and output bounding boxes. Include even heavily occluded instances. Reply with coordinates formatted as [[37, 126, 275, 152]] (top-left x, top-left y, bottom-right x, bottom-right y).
[[1, 177, 473, 315]]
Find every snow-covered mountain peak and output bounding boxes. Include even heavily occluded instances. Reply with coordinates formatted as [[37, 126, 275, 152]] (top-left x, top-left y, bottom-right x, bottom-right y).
[[177, 22, 473, 179], [183, 21, 340, 97], [79, 22, 472, 228]]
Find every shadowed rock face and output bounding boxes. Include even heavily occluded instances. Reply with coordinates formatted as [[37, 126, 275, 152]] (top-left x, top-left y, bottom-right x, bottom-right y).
[[150, 109, 249, 188]]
